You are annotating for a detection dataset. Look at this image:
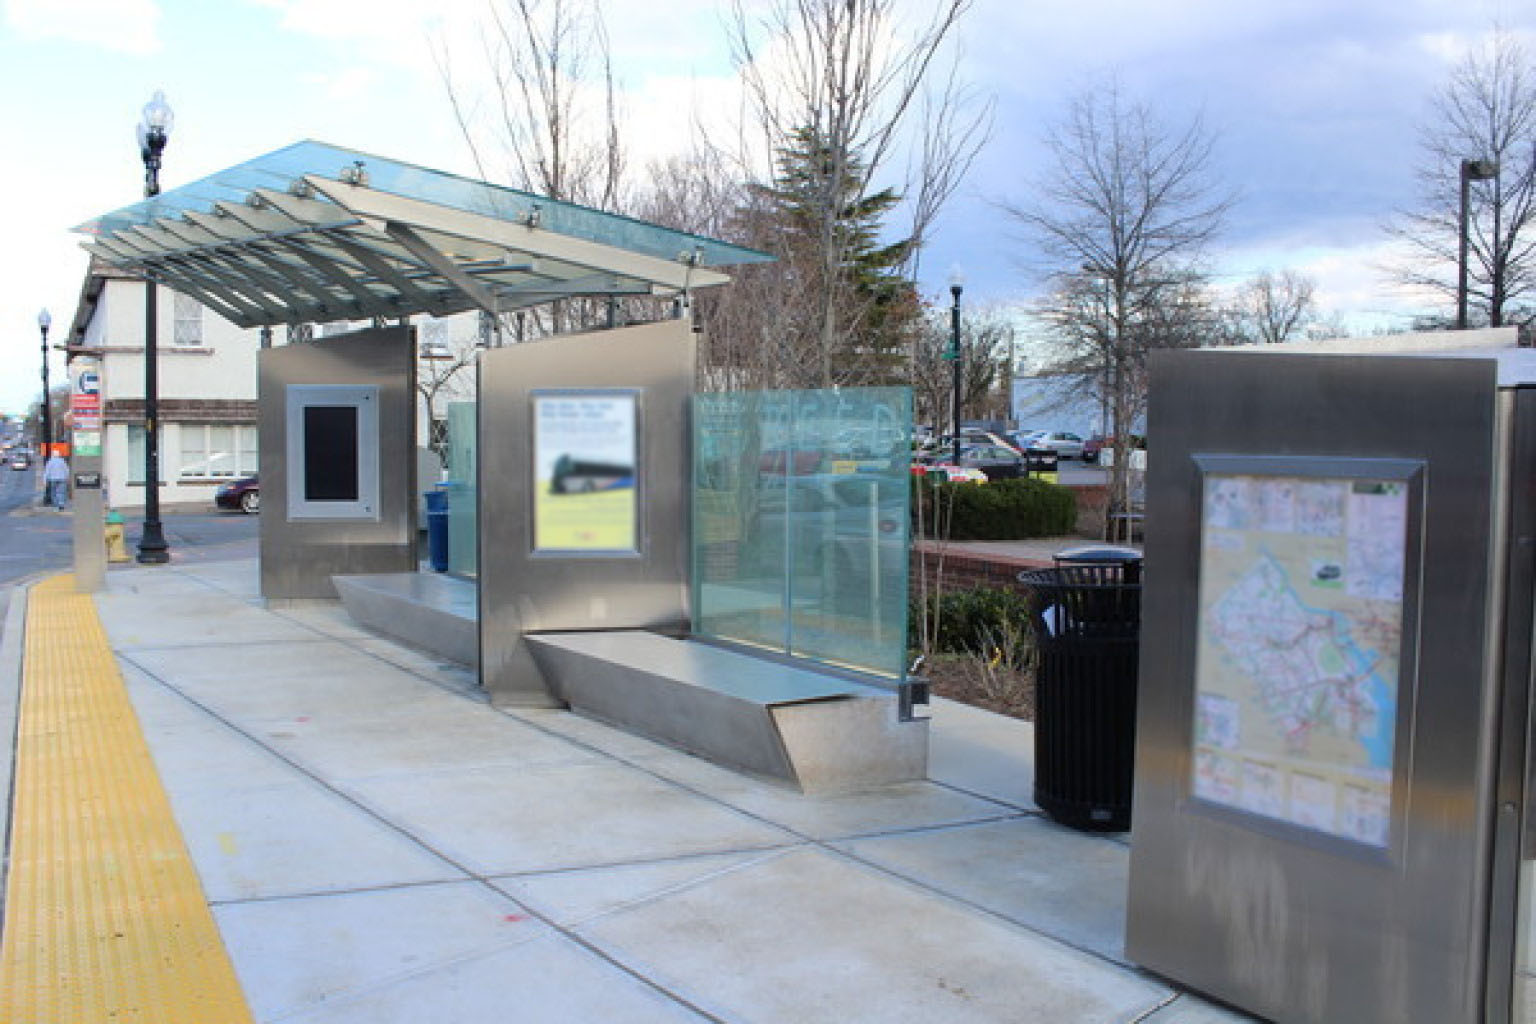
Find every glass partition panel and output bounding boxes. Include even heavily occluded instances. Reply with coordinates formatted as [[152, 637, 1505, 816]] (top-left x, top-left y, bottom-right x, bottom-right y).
[[693, 388, 910, 679], [446, 401, 478, 577]]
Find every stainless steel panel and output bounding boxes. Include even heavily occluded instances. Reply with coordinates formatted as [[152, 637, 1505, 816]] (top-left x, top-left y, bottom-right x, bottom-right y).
[[1502, 388, 1536, 1022], [258, 326, 417, 599], [478, 320, 694, 706], [1127, 351, 1502, 1023]]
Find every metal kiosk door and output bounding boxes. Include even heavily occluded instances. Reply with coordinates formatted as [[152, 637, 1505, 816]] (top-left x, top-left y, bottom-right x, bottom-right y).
[[1127, 350, 1516, 1024]]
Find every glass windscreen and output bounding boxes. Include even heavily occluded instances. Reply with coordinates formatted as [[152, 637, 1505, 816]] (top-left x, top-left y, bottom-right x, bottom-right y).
[[446, 401, 478, 577], [692, 388, 911, 679]]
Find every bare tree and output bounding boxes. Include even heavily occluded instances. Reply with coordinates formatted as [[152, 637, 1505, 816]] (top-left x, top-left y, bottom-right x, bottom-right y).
[[724, 0, 989, 388], [1002, 81, 1231, 535], [1388, 28, 1536, 330], [910, 300, 1015, 427], [416, 319, 479, 469], [433, 0, 627, 337], [1236, 269, 1317, 343]]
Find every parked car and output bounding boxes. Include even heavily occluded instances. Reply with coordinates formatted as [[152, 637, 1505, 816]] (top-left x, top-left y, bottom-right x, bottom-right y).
[[957, 443, 1026, 480], [214, 474, 260, 514], [1018, 429, 1089, 461], [1082, 435, 1106, 461], [914, 464, 988, 484], [8, 451, 32, 470]]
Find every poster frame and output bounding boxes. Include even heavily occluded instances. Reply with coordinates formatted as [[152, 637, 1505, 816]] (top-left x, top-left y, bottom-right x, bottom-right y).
[[1185, 453, 1426, 863], [529, 387, 643, 557]]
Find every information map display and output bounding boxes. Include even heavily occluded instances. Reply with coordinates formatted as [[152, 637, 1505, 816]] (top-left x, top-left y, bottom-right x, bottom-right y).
[[1193, 472, 1410, 847]]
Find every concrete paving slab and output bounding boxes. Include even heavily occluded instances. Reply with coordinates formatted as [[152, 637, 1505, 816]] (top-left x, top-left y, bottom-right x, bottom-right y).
[[490, 851, 783, 927], [161, 775, 465, 902], [260, 702, 606, 783], [97, 588, 322, 650], [571, 845, 1173, 1023], [1140, 994, 1262, 1022], [338, 760, 797, 876], [269, 933, 706, 1023], [124, 641, 454, 724], [927, 697, 1038, 810], [212, 881, 544, 1022], [835, 815, 1132, 962], [635, 748, 1023, 841], [120, 662, 324, 793]]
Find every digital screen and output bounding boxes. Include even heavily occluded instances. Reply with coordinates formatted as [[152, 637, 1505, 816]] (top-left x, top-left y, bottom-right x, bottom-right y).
[[303, 405, 359, 502]]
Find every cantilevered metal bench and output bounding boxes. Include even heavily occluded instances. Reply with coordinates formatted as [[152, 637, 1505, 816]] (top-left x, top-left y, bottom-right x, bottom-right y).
[[527, 631, 928, 793], [332, 573, 478, 668]]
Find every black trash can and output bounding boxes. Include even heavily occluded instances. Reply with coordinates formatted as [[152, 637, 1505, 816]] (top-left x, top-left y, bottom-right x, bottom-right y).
[[1018, 546, 1143, 831], [424, 488, 450, 573]]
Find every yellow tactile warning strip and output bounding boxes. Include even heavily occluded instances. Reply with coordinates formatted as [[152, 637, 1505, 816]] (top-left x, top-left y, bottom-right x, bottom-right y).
[[0, 575, 254, 1023]]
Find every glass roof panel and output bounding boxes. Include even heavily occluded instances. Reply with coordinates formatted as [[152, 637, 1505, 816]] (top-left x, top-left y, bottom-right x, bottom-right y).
[[75, 140, 771, 267]]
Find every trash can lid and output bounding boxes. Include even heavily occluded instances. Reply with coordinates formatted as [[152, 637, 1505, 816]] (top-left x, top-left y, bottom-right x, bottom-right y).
[[1054, 545, 1142, 565]]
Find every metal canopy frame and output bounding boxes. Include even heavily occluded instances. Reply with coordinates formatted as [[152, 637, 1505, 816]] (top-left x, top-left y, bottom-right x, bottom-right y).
[[75, 140, 772, 330]]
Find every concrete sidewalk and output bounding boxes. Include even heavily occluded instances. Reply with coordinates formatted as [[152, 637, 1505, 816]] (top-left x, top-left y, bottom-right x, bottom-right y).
[[57, 557, 1243, 1022]]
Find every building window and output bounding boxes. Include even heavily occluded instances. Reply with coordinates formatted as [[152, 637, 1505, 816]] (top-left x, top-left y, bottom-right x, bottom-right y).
[[127, 425, 145, 485], [173, 292, 203, 346], [179, 424, 258, 478]]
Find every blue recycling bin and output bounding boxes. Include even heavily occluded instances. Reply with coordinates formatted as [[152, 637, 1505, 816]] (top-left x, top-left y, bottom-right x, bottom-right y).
[[424, 488, 449, 572]]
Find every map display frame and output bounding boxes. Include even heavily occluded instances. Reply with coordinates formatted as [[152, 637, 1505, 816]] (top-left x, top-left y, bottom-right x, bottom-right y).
[[1190, 456, 1423, 850], [530, 389, 642, 556]]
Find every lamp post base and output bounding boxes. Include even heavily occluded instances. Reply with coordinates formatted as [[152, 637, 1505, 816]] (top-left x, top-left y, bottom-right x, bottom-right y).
[[136, 522, 171, 564]]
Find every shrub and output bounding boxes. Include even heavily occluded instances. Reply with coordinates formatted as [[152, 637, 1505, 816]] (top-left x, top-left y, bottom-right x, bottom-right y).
[[915, 476, 1076, 540], [911, 586, 1035, 660]]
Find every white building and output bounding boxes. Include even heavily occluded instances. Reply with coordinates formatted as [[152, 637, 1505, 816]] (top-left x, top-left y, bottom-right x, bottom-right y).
[[64, 260, 479, 513], [64, 261, 262, 512]]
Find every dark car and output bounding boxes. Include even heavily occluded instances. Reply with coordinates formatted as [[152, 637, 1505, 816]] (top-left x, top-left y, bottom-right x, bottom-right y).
[[215, 474, 259, 514], [8, 451, 31, 471], [957, 444, 1026, 480]]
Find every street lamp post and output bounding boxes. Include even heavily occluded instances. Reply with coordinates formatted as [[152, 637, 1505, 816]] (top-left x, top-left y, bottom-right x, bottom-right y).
[[37, 309, 52, 467], [1457, 157, 1499, 330], [136, 90, 173, 564], [948, 268, 964, 466]]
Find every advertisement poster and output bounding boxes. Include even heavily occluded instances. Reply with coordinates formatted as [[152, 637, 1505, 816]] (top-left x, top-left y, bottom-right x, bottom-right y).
[[533, 391, 638, 552], [1192, 472, 1408, 847]]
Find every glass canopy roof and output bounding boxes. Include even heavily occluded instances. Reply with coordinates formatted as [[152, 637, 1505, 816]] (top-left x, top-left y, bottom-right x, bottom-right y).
[[75, 140, 771, 329]]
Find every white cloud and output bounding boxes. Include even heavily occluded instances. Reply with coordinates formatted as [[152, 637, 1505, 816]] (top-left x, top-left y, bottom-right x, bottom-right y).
[[5, 0, 162, 54]]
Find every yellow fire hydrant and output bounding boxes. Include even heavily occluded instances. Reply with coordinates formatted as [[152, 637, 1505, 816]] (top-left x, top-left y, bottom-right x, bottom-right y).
[[104, 509, 131, 563]]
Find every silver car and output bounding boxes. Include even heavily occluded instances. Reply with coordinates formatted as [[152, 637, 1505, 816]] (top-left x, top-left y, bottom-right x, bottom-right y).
[[1018, 430, 1088, 461]]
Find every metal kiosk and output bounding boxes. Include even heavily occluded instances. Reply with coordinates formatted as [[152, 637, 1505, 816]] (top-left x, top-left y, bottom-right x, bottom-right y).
[[1126, 330, 1536, 1023]]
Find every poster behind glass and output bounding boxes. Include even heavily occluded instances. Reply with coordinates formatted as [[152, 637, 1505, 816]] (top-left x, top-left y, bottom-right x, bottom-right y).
[[1192, 471, 1411, 848], [533, 391, 638, 553]]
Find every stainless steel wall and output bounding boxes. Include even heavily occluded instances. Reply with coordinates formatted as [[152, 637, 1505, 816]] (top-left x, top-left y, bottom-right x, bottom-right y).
[[478, 320, 694, 706], [258, 326, 417, 599], [1127, 350, 1504, 1023]]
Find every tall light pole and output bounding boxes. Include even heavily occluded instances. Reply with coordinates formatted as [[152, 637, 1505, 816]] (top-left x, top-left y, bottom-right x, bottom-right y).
[[37, 309, 52, 464], [948, 267, 964, 466], [1457, 157, 1498, 330], [136, 89, 173, 564]]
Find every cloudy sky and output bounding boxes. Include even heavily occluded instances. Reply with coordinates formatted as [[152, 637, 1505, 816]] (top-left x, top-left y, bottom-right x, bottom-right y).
[[0, 0, 1526, 413]]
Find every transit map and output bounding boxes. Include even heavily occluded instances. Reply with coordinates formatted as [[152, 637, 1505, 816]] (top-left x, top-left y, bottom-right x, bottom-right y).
[[1192, 473, 1408, 847]]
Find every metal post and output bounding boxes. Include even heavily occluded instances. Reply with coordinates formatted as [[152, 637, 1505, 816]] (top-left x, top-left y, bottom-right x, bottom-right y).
[[136, 275, 168, 563], [1458, 158, 1499, 330], [38, 313, 51, 465], [950, 280, 963, 466], [136, 90, 172, 564]]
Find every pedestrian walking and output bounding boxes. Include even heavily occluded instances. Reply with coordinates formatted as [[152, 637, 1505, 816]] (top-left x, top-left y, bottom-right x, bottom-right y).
[[43, 452, 70, 510]]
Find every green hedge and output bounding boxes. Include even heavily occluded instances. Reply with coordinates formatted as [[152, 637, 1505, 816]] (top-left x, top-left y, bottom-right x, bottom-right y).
[[914, 476, 1076, 540], [910, 586, 1034, 659]]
